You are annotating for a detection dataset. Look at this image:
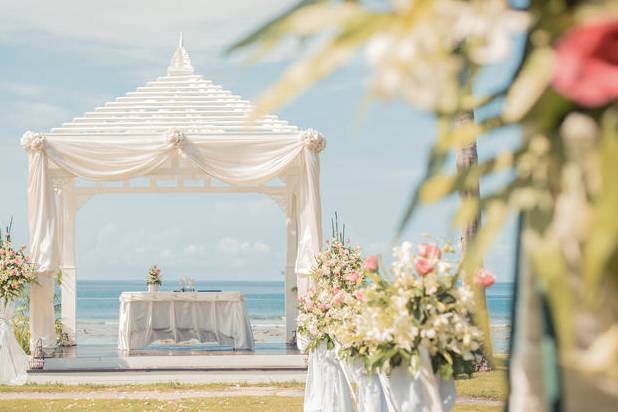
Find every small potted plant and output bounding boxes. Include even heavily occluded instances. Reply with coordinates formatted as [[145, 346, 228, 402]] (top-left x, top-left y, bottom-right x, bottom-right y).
[[146, 265, 161, 292]]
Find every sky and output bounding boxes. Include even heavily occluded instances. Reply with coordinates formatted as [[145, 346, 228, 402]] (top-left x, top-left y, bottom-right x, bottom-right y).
[[0, 0, 522, 283]]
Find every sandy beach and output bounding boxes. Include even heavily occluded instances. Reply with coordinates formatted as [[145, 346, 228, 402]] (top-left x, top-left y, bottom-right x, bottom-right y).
[[76, 319, 510, 352], [76, 319, 287, 346]]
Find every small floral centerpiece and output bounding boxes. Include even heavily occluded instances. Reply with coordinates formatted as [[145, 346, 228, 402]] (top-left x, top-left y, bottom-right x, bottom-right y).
[[0, 223, 37, 304], [347, 241, 486, 379], [146, 265, 161, 292], [297, 222, 366, 352]]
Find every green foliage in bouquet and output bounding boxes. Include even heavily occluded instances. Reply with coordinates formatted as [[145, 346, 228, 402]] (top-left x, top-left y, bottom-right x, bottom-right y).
[[339, 241, 485, 379]]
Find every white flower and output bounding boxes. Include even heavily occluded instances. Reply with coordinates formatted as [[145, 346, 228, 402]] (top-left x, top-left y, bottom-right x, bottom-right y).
[[166, 129, 186, 149], [437, 0, 530, 64], [20, 131, 46, 152], [302, 129, 326, 153]]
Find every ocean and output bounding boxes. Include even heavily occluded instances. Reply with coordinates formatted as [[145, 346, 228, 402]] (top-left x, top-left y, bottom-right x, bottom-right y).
[[75, 280, 513, 352]]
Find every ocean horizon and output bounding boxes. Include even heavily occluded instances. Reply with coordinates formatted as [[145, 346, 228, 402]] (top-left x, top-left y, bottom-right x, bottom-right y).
[[74, 280, 513, 352]]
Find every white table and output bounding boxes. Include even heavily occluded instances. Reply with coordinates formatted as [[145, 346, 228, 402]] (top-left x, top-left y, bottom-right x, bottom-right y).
[[118, 291, 254, 351]]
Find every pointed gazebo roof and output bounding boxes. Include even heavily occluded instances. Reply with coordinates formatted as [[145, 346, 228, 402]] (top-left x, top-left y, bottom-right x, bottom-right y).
[[48, 36, 297, 136]]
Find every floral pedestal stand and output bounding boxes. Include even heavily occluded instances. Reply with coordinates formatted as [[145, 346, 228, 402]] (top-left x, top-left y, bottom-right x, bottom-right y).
[[378, 349, 456, 412], [304, 342, 354, 412], [0, 299, 28, 385], [338, 355, 388, 412]]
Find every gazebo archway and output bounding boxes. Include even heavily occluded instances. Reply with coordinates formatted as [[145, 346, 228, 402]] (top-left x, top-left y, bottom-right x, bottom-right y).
[[22, 37, 324, 349]]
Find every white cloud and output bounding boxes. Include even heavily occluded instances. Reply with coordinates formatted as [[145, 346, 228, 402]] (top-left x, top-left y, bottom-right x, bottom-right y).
[[0, 101, 72, 134], [0, 0, 297, 57], [217, 237, 271, 255], [0, 81, 45, 98], [253, 242, 271, 253]]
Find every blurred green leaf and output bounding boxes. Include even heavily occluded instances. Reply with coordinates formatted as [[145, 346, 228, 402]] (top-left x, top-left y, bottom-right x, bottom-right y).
[[502, 47, 554, 123], [526, 230, 575, 351], [420, 150, 519, 204], [226, 0, 324, 55], [251, 12, 388, 118], [584, 108, 618, 295]]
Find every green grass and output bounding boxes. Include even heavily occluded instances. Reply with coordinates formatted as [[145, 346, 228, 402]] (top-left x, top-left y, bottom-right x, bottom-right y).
[[0, 397, 304, 412], [455, 355, 508, 401], [0, 355, 507, 411], [0, 381, 305, 393], [453, 405, 502, 412]]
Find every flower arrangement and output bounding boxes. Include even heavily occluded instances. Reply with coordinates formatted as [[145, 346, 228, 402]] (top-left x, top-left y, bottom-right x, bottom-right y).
[[0, 220, 37, 303], [297, 217, 366, 352], [341, 241, 490, 379], [146, 265, 162, 286]]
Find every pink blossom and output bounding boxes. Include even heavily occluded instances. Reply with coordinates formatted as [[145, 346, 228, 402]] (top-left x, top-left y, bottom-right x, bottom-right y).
[[475, 268, 496, 288], [331, 291, 346, 306], [363, 256, 379, 273], [417, 243, 442, 259], [552, 20, 618, 107], [415, 257, 435, 276], [318, 303, 328, 311], [344, 271, 360, 283], [353, 290, 365, 301]]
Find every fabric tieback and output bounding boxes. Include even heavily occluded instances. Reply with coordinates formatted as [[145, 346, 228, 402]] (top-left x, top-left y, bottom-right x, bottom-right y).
[[20, 131, 47, 152], [302, 129, 326, 153], [166, 129, 186, 150]]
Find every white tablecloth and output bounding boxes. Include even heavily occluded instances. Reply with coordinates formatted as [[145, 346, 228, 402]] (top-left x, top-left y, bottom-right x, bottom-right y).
[[118, 291, 254, 351]]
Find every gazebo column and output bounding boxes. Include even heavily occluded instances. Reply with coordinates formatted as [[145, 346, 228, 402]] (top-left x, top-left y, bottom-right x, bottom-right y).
[[284, 194, 299, 344], [59, 181, 78, 346]]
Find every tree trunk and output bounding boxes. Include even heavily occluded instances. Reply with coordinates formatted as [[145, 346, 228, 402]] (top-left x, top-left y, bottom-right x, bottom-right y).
[[455, 111, 495, 370]]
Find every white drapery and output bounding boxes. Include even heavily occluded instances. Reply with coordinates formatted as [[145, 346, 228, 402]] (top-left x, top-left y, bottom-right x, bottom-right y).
[[0, 300, 28, 385], [22, 130, 324, 348]]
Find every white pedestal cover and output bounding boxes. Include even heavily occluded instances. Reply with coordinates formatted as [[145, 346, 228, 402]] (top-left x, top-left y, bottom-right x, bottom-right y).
[[378, 349, 456, 412], [118, 291, 254, 351], [0, 300, 28, 385], [339, 356, 388, 412], [304, 342, 354, 412]]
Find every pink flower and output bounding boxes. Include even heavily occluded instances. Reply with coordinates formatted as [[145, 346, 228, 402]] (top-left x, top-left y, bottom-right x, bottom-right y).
[[363, 256, 379, 273], [318, 303, 328, 311], [553, 20, 618, 107], [344, 271, 360, 283], [415, 257, 435, 277], [475, 268, 496, 288], [417, 243, 442, 259], [353, 290, 365, 301], [332, 291, 346, 306]]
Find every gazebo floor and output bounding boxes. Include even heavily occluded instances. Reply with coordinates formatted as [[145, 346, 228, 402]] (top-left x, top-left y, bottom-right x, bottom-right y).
[[30, 342, 307, 373]]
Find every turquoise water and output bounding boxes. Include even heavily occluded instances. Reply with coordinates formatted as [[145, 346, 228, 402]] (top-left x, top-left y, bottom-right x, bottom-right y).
[[76, 280, 513, 351], [77, 280, 285, 322]]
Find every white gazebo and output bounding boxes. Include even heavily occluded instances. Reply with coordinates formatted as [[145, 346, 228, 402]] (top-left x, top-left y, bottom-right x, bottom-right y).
[[22, 37, 325, 349]]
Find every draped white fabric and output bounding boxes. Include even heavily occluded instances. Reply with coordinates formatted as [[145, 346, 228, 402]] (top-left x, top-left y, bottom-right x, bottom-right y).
[[339, 357, 388, 412], [118, 291, 254, 351], [0, 300, 28, 385], [304, 343, 354, 412], [378, 349, 456, 412], [23, 130, 323, 348]]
